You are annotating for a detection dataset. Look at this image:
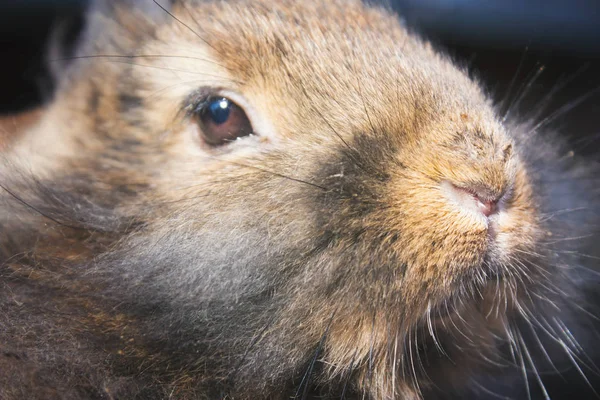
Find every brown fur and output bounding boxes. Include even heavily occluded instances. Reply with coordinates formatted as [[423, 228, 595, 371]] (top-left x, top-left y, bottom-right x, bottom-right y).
[[1, 0, 598, 399]]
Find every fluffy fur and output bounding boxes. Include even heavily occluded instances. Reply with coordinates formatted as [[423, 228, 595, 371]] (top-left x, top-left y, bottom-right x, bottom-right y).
[[1, 0, 598, 399]]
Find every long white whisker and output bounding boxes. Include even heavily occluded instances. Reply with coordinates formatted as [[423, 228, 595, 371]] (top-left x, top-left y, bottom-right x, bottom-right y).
[[516, 328, 551, 400]]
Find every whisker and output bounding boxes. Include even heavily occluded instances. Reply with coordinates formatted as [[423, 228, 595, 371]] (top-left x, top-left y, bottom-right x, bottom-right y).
[[152, 0, 224, 58], [511, 325, 533, 400], [529, 85, 600, 134], [302, 90, 370, 175], [357, 79, 377, 137], [516, 328, 551, 400], [538, 207, 589, 223], [53, 54, 233, 71], [500, 45, 529, 121], [504, 63, 546, 122], [367, 312, 376, 389], [470, 377, 513, 400], [426, 301, 448, 358], [340, 349, 358, 400], [525, 319, 568, 375], [543, 234, 595, 245], [573, 130, 600, 151], [407, 326, 422, 396], [557, 339, 600, 397], [391, 330, 399, 399], [0, 183, 85, 231], [296, 310, 337, 400], [553, 317, 600, 374], [360, 312, 377, 400], [570, 302, 600, 323], [205, 157, 329, 191], [100, 60, 242, 83], [523, 62, 590, 124], [548, 320, 580, 352]]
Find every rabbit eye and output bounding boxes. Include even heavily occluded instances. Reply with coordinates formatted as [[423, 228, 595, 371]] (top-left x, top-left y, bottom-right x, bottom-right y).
[[195, 97, 253, 146]]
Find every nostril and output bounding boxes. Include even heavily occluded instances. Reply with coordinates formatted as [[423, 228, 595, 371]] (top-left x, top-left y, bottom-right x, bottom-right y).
[[474, 194, 498, 217], [441, 181, 502, 218]]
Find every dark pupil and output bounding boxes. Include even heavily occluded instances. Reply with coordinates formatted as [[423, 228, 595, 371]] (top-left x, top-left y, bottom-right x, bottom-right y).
[[207, 98, 231, 125]]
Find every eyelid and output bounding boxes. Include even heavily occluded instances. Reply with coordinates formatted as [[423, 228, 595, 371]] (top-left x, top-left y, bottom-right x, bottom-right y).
[[184, 87, 224, 117]]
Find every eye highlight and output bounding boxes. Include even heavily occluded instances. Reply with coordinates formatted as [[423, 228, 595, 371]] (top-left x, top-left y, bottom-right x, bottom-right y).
[[194, 97, 253, 146]]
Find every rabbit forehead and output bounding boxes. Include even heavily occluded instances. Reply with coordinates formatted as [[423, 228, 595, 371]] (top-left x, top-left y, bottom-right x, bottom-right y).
[[146, 0, 498, 139]]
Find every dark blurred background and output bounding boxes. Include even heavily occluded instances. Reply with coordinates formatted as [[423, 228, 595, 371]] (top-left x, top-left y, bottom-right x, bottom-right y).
[[0, 0, 598, 398]]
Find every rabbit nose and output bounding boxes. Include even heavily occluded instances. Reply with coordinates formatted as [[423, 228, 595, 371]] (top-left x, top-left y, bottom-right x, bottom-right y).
[[442, 181, 502, 218], [472, 193, 498, 217]]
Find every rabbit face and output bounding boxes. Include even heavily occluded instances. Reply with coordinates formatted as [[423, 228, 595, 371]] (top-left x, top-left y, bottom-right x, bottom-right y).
[[1, 1, 595, 399]]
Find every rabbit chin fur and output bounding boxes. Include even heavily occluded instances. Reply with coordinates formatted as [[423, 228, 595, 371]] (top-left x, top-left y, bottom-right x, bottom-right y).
[[1, 0, 599, 399]]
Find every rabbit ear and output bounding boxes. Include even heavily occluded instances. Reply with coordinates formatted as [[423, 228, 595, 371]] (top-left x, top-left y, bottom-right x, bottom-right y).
[[67, 0, 173, 56], [45, 5, 88, 97], [0, 2, 87, 114], [0, 0, 173, 146], [87, 0, 175, 24], [0, 2, 86, 148], [44, 0, 174, 94]]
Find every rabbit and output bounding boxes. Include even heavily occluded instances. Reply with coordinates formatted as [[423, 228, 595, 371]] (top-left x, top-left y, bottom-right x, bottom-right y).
[[0, 0, 598, 399]]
